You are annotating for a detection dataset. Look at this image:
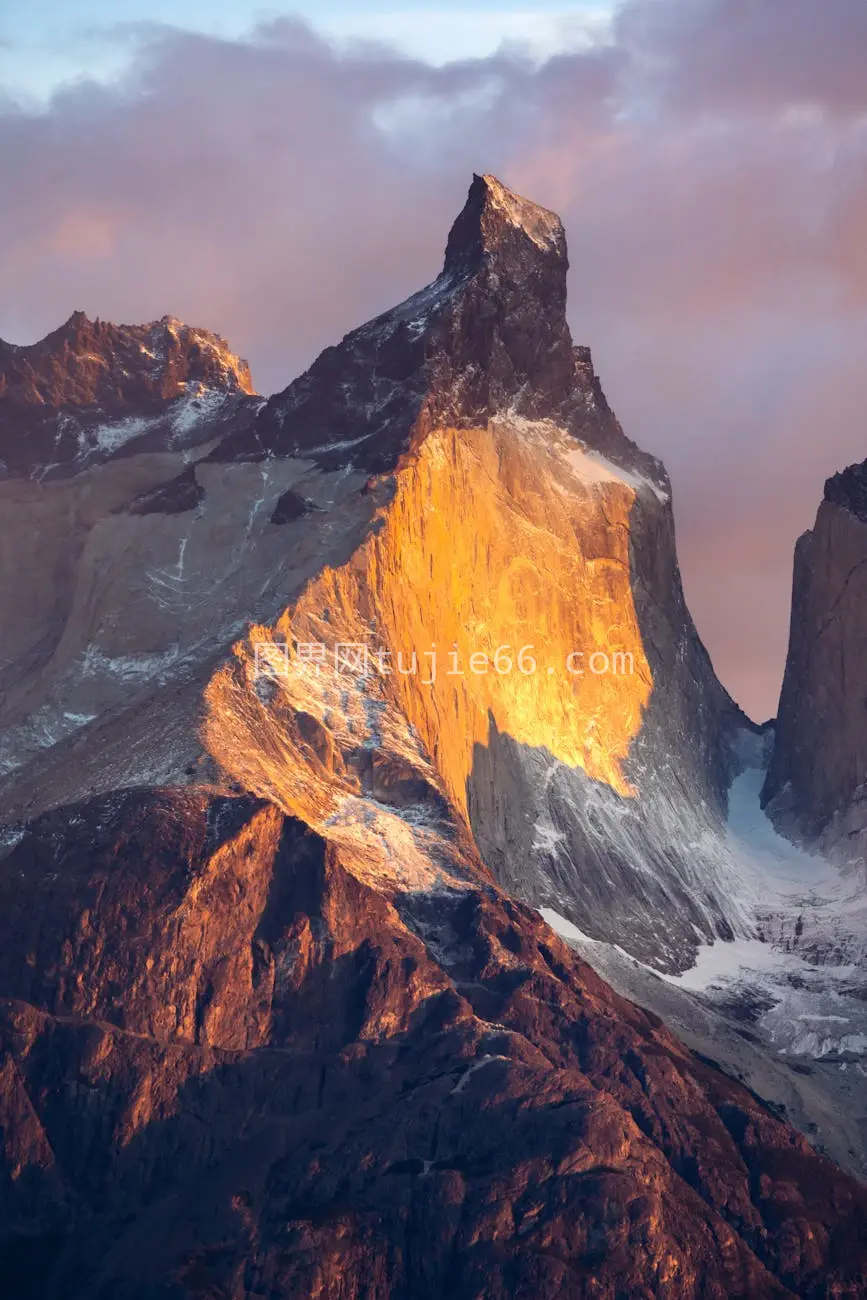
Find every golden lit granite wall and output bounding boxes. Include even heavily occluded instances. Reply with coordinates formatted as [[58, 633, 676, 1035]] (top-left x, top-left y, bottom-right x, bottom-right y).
[[205, 418, 653, 840]]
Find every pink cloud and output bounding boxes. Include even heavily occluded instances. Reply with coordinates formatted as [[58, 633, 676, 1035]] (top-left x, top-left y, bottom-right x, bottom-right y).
[[616, 0, 867, 118]]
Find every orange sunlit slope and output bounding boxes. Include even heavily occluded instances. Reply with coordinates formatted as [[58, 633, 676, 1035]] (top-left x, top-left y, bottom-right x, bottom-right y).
[[204, 420, 653, 838]]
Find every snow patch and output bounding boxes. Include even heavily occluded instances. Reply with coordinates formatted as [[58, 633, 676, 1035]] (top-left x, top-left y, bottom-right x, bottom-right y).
[[170, 386, 227, 437], [544, 766, 867, 1062], [532, 818, 566, 854], [561, 445, 669, 502], [80, 644, 181, 683], [539, 907, 590, 945], [0, 825, 25, 855], [451, 1054, 507, 1094], [660, 767, 867, 1058], [86, 415, 155, 455]]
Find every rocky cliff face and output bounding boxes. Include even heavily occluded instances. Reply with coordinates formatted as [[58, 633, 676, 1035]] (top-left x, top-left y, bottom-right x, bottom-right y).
[[0, 311, 254, 411], [764, 462, 867, 871], [1, 175, 865, 1296], [1, 176, 753, 970], [2, 786, 866, 1299], [0, 300, 379, 795], [207, 173, 751, 972]]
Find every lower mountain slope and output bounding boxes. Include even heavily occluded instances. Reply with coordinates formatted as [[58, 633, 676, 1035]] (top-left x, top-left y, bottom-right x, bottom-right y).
[[1, 786, 866, 1299]]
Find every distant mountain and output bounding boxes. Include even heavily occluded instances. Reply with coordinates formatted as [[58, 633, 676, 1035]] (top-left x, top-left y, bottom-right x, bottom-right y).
[[0, 176, 864, 1297], [0, 311, 255, 479], [764, 460, 867, 872]]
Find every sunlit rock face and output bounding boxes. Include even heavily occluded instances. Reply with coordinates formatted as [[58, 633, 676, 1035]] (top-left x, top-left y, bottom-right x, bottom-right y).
[[205, 174, 751, 971], [0, 311, 255, 410], [206, 421, 651, 805], [764, 462, 867, 871]]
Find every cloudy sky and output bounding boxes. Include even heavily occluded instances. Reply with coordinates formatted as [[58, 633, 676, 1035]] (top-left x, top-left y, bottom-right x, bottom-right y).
[[2, 0, 866, 720]]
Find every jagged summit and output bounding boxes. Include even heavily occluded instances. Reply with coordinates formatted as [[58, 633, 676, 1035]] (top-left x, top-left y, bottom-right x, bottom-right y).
[[443, 173, 567, 272], [824, 459, 867, 523], [764, 454, 867, 861], [218, 172, 643, 475], [0, 311, 254, 412], [0, 311, 258, 480]]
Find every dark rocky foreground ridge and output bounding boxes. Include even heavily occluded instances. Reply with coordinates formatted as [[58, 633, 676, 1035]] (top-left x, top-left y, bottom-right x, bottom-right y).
[[2, 788, 866, 1298], [0, 175, 865, 1297]]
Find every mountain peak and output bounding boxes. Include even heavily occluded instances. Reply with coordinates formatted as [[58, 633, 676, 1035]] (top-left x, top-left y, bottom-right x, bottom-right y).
[[443, 173, 567, 273], [0, 313, 255, 416], [228, 172, 647, 476]]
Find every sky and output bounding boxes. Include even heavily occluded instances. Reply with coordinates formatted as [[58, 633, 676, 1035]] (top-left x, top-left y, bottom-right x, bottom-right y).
[[0, 1, 611, 94], [1, 0, 866, 720]]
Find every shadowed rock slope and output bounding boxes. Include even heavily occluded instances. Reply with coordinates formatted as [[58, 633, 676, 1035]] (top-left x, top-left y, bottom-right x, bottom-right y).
[[1, 788, 866, 1299], [764, 461, 867, 871]]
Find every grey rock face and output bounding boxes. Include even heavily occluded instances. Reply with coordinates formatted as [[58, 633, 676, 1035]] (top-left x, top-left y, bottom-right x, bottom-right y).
[[764, 463, 867, 872], [463, 461, 755, 974]]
